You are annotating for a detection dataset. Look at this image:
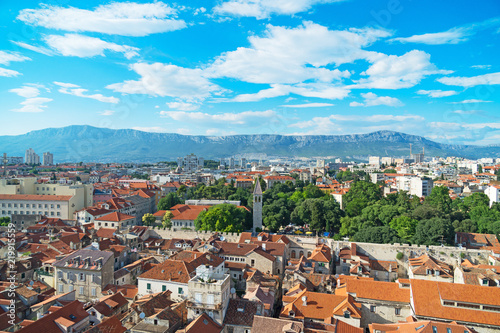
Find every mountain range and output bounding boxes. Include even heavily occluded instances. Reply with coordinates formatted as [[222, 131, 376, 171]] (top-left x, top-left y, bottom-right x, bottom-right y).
[[0, 125, 499, 163]]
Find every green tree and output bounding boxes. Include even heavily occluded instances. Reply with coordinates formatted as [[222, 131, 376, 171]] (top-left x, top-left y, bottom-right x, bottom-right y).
[[158, 192, 182, 210], [162, 211, 173, 229], [343, 181, 382, 216], [142, 213, 156, 226], [413, 217, 454, 245], [195, 204, 251, 232], [0, 216, 10, 226], [352, 226, 399, 244], [452, 219, 477, 233], [425, 186, 452, 214], [390, 215, 418, 242], [290, 198, 343, 233]]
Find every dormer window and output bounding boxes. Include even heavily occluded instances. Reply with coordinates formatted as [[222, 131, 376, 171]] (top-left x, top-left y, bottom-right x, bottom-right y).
[[289, 310, 295, 317], [344, 311, 350, 318], [483, 278, 488, 286]]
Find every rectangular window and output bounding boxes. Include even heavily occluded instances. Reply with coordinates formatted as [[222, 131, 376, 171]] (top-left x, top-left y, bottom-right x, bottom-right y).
[[162, 285, 166, 292], [58, 284, 64, 292], [79, 273, 85, 281], [147, 283, 151, 290], [79, 286, 84, 295], [68, 285, 74, 292], [370, 305, 376, 313], [178, 287, 183, 294], [195, 293, 202, 303], [395, 308, 401, 315], [91, 288, 96, 296], [207, 294, 214, 305]]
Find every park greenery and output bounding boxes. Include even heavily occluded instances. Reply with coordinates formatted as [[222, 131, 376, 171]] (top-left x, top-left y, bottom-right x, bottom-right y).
[[157, 177, 500, 246]]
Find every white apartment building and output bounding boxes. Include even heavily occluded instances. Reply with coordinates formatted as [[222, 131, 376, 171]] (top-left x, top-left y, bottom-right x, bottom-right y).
[[484, 185, 500, 207], [178, 153, 204, 173], [187, 264, 230, 325], [396, 176, 433, 197], [42, 152, 54, 165]]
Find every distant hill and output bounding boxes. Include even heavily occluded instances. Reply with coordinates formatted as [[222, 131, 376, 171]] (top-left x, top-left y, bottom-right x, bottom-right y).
[[0, 125, 498, 163]]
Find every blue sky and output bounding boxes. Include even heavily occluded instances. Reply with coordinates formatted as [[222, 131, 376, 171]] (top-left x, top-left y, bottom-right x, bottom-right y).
[[0, 0, 499, 145]]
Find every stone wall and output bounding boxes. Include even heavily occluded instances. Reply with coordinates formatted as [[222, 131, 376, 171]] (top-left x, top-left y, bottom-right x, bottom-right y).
[[149, 228, 241, 243], [328, 240, 490, 275]]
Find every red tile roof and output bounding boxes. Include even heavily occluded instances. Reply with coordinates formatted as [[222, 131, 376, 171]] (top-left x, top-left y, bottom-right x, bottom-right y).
[[410, 279, 500, 327], [96, 211, 135, 222]]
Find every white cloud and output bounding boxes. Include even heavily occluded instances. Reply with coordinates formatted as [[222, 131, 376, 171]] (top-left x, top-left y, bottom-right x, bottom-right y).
[[54, 81, 119, 103], [280, 103, 334, 108], [214, 0, 344, 19], [44, 34, 139, 59], [449, 99, 492, 104], [391, 27, 471, 45], [437, 72, 500, 87], [0, 68, 21, 77], [355, 50, 452, 89], [132, 126, 169, 133], [10, 85, 53, 113], [159, 110, 279, 125], [166, 102, 200, 111], [100, 110, 115, 116], [9, 86, 41, 98], [18, 2, 186, 36], [471, 64, 492, 70], [349, 92, 403, 107], [451, 110, 481, 115], [11, 41, 56, 56], [53, 81, 79, 88], [391, 18, 500, 45], [12, 97, 53, 113], [107, 62, 224, 101], [416, 89, 459, 98], [0, 50, 30, 65], [208, 22, 389, 85], [289, 113, 424, 134], [231, 83, 350, 102]]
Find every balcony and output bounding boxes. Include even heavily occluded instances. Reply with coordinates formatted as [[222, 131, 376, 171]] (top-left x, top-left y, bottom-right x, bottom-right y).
[[35, 269, 54, 277], [187, 301, 222, 310]]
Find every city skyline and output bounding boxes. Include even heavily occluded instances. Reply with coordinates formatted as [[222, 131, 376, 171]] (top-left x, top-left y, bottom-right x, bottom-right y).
[[1, 0, 499, 145]]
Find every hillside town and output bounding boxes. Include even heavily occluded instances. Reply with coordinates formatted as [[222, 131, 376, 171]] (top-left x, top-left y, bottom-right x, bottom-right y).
[[1, 150, 500, 333]]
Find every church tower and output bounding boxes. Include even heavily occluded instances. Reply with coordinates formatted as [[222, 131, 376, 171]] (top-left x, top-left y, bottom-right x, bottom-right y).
[[253, 179, 263, 232]]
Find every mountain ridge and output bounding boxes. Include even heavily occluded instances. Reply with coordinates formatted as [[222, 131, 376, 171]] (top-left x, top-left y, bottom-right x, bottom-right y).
[[0, 125, 498, 163]]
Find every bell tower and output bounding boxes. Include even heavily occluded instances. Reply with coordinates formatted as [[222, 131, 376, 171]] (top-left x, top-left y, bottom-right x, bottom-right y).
[[253, 179, 263, 232]]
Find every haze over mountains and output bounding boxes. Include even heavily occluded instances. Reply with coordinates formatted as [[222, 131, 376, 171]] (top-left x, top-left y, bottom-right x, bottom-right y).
[[0, 126, 499, 163]]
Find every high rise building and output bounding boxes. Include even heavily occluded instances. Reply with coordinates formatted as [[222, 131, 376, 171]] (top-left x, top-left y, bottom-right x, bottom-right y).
[[177, 153, 204, 173], [25, 148, 40, 165], [42, 152, 54, 165]]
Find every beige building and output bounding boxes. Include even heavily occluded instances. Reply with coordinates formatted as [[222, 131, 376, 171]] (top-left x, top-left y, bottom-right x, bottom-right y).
[[53, 247, 114, 302], [0, 177, 93, 219], [187, 263, 231, 325]]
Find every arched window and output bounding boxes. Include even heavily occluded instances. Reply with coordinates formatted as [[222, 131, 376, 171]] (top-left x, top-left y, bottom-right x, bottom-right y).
[[299, 251, 304, 258], [307, 251, 312, 258], [291, 250, 296, 259]]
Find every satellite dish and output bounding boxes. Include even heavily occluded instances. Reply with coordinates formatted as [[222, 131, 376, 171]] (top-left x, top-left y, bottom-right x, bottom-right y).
[[139, 312, 145, 319], [220, 236, 225, 241], [230, 288, 236, 294], [29, 281, 34, 286]]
